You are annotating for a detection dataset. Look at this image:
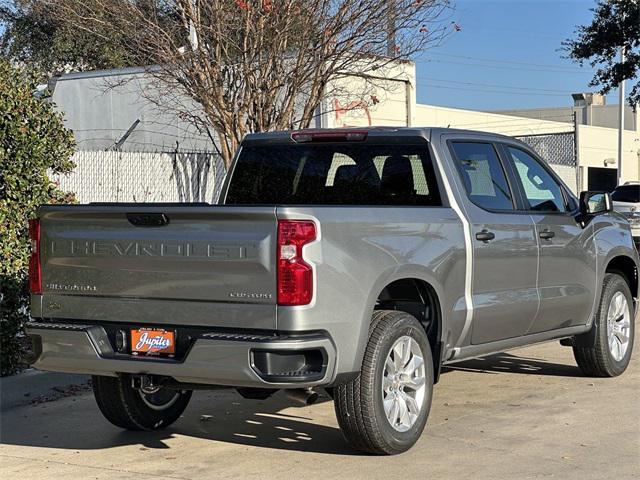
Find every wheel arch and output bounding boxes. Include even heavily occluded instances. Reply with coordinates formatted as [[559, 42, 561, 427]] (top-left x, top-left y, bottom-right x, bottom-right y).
[[606, 255, 639, 299], [363, 267, 445, 383], [592, 217, 640, 299]]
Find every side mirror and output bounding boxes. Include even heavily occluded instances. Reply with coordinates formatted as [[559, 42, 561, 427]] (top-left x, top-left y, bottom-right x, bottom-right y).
[[579, 191, 612, 215]]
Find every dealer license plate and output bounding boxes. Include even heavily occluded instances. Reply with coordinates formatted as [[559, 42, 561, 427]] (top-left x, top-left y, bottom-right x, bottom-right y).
[[130, 328, 175, 356]]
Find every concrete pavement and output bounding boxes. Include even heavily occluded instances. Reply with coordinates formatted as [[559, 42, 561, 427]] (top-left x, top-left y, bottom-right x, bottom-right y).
[[1, 330, 639, 479], [0, 370, 89, 411]]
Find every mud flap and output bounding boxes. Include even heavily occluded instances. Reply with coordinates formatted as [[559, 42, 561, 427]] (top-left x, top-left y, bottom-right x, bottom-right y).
[[433, 341, 444, 384], [572, 319, 598, 348]]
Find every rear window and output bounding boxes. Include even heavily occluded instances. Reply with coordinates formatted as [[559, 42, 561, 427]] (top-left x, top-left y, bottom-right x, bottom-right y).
[[225, 144, 442, 206], [611, 185, 640, 203]]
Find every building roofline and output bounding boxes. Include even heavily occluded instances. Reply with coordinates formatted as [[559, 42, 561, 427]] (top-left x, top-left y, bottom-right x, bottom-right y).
[[489, 105, 576, 114], [54, 65, 160, 82]]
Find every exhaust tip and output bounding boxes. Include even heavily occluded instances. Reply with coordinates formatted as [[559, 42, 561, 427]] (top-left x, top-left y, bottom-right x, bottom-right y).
[[306, 390, 319, 405], [285, 388, 318, 406]]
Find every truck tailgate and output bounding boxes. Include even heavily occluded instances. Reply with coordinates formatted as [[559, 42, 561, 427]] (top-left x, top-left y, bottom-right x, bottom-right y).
[[36, 205, 278, 329]]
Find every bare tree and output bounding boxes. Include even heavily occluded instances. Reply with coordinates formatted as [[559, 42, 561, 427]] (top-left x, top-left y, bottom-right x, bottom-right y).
[[51, 0, 454, 168]]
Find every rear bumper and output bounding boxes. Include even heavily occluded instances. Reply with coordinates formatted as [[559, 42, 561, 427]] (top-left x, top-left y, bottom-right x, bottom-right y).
[[25, 321, 336, 388]]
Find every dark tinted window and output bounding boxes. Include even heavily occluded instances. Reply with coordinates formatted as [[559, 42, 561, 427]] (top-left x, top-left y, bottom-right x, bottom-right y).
[[611, 185, 640, 203], [225, 144, 441, 206], [507, 147, 566, 212], [450, 142, 514, 210]]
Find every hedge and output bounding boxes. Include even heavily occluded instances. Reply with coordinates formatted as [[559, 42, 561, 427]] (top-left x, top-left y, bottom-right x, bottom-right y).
[[0, 59, 75, 376]]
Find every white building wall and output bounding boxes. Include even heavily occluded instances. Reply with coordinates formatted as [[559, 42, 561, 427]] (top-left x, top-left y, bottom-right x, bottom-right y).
[[320, 61, 416, 128], [550, 165, 579, 193], [414, 104, 573, 136], [576, 124, 639, 190], [51, 68, 217, 152]]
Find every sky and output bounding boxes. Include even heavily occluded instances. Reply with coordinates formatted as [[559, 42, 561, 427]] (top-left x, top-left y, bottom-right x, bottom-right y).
[[415, 0, 617, 111]]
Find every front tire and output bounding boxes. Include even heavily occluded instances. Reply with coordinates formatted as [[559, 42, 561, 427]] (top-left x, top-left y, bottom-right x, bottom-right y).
[[92, 374, 192, 430], [334, 310, 434, 455], [573, 273, 635, 377]]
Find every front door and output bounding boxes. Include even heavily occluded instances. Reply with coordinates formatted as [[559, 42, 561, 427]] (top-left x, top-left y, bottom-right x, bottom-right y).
[[449, 141, 540, 344], [504, 146, 597, 333]]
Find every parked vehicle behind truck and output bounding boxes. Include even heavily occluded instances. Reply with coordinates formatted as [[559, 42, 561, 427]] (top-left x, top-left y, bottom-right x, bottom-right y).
[[611, 181, 640, 250], [26, 127, 639, 454]]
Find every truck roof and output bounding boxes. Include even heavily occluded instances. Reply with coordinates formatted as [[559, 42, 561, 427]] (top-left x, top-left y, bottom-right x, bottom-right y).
[[242, 126, 519, 144]]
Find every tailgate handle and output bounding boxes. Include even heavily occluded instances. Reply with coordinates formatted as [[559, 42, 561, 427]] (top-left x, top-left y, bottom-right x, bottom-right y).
[[126, 213, 170, 227]]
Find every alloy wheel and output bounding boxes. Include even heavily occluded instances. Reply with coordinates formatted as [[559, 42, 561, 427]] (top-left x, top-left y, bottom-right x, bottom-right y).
[[382, 335, 427, 432], [606, 291, 632, 362]]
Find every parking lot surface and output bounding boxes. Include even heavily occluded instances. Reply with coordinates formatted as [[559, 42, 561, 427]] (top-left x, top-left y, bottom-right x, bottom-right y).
[[1, 322, 639, 480]]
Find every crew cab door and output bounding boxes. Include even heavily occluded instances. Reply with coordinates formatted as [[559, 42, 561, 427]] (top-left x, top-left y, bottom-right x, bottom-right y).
[[500, 145, 597, 333], [448, 141, 539, 344]]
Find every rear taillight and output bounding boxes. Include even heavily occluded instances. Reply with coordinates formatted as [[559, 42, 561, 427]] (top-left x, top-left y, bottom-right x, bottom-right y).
[[277, 220, 316, 306], [28, 218, 42, 295]]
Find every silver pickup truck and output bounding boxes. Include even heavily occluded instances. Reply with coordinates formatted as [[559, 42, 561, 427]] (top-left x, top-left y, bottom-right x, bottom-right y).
[[26, 127, 639, 454]]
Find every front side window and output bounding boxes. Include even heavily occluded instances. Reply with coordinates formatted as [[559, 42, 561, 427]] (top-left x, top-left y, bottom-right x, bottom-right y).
[[450, 142, 514, 211], [507, 147, 566, 213], [225, 143, 441, 206]]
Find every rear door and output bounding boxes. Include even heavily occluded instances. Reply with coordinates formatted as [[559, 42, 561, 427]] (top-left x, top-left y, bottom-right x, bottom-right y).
[[449, 141, 539, 344], [501, 145, 597, 333]]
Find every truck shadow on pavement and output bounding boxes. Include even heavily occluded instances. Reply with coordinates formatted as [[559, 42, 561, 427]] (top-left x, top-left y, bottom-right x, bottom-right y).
[[1, 351, 585, 455], [0, 390, 360, 455], [173, 391, 360, 455], [445, 351, 584, 377]]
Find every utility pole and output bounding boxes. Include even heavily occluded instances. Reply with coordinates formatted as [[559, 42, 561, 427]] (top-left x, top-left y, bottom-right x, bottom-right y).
[[573, 111, 581, 192], [617, 47, 625, 186], [189, 0, 199, 51], [386, 0, 396, 56]]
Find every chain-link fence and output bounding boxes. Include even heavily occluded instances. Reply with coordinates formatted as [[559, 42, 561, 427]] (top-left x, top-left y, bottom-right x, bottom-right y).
[[515, 132, 576, 167], [515, 131, 578, 193], [51, 150, 226, 203]]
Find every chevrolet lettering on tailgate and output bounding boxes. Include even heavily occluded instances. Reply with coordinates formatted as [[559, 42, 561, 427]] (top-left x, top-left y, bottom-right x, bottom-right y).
[[49, 239, 258, 260]]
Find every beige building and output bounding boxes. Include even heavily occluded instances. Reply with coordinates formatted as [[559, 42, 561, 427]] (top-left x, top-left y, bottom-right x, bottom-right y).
[[321, 62, 640, 193]]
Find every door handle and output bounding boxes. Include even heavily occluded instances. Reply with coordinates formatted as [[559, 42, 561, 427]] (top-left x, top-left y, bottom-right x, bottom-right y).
[[539, 230, 555, 240], [475, 230, 495, 242]]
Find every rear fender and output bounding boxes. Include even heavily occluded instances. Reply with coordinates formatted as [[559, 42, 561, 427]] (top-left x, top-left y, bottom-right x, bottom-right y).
[[351, 265, 449, 376]]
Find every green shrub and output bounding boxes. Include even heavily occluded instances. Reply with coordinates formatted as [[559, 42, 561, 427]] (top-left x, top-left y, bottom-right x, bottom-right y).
[[0, 59, 75, 376]]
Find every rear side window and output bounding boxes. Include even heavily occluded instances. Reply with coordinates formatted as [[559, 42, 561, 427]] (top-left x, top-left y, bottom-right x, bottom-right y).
[[611, 185, 640, 203], [225, 144, 441, 206], [450, 142, 514, 211]]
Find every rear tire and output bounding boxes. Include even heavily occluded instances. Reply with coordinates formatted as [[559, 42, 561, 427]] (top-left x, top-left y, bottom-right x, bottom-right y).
[[334, 310, 434, 455], [573, 273, 635, 377], [92, 374, 192, 430]]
